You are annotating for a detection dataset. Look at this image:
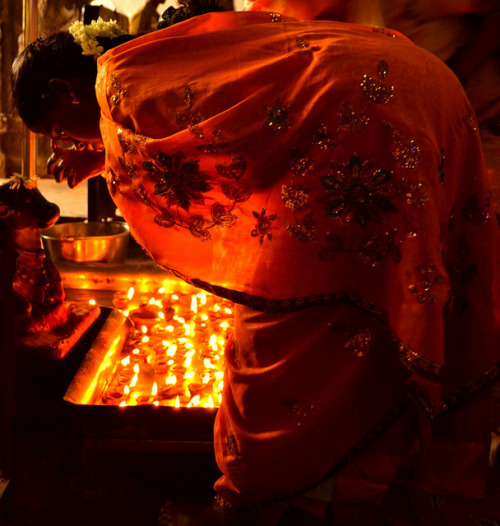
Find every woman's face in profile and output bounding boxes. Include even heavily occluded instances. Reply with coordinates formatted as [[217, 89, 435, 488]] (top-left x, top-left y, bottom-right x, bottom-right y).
[[32, 77, 102, 146]]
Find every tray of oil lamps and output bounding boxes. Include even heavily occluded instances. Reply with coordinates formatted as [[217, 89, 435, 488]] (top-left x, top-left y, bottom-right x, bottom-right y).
[[64, 284, 233, 443]]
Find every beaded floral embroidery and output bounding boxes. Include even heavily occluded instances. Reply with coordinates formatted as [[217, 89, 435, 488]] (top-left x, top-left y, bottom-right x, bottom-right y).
[[280, 61, 427, 266], [114, 87, 252, 242]]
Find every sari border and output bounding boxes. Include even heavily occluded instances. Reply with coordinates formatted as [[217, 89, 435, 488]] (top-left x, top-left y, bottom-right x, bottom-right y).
[[164, 266, 443, 382]]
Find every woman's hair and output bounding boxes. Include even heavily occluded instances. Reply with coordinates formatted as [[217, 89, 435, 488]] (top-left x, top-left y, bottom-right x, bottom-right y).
[[11, 31, 132, 129], [158, 0, 227, 29], [12, 1, 226, 129]]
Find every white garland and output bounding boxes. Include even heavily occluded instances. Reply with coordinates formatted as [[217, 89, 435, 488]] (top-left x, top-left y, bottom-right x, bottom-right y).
[[68, 17, 127, 59]]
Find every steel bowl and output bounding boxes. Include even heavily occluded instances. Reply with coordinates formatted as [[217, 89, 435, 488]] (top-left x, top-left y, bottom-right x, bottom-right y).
[[42, 221, 130, 264]]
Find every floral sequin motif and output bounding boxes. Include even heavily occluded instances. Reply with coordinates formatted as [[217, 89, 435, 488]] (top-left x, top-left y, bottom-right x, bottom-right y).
[[345, 328, 372, 357], [264, 99, 291, 133], [287, 212, 318, 242], [408, 264, 443, 303], [251, 208, 278, 243], [392, 140, 421, 170], [462, 192, 491, 224], [312, 123, 336, 151], [401, 178, 429, 207], [295, 37, 320, 52], [269, 12, 284, 22], [115, 87, 252, 241], [174, 86, 204, 138], [142, 150, 212, 211], [109, 74, 128, 105], [358, 228, 402, 267], [372, 26, 397, 38], [360, 61, 394, 104], [109, 168, 122, 196], [283, 399, 316, 426], [321, 155, 398, 227], [117, 128, 149, 156], [226, 434, 240, 457], [282, 185, 309, 210], [118, 157, 139, 179], [337, 102, 369, 132], [463, 105, 478, 132], [197, 129, 228, 154], [188, 215, 211, 242]]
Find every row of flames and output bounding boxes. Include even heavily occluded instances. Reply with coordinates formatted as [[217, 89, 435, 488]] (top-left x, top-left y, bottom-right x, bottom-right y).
[[92, 286, 233, 409]]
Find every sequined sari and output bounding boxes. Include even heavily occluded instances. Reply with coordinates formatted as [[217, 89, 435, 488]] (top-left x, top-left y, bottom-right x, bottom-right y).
[[94, 11, 500, 513]]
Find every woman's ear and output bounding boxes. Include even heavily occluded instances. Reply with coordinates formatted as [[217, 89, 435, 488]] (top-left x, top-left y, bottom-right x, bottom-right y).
[[46, 78, 79, 105]]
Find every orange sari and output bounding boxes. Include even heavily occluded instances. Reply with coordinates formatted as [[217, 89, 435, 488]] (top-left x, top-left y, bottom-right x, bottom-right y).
[[95, 11, 500, 512]]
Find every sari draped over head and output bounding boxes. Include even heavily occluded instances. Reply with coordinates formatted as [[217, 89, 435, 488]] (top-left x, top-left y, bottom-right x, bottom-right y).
[[95, 11, 500, 508]]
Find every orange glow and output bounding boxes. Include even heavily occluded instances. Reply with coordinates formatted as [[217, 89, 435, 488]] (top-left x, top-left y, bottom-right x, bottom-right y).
[[89, 299, 97, 306], [96, 286, 232, 408]]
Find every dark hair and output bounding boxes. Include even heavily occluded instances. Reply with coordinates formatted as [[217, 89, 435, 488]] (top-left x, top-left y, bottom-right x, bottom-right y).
[[11, 31, 133, 129], [158, 0, 227, 29]]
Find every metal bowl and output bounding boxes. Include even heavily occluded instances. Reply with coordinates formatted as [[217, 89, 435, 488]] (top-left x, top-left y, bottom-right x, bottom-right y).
[[42, 221, 130, 264]]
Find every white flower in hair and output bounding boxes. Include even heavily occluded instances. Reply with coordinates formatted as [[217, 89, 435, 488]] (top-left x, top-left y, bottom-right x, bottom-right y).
[[9, 172, 38, 190], [68, 17, 127, 59]]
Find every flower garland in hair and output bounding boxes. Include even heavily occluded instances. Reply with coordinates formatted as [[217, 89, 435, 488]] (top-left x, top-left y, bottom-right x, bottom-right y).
[[68, 17, 127, 59], [9, 172, 38, 190]]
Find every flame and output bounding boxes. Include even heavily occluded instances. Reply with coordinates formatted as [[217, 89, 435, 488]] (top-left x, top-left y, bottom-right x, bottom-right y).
[[89, 299, 96, 306], [123, 310, 130, 317], [204, 358, 215, 369], [101, 284, 234, 408], [119, 401, 127, 407], [190, 295, 198, 313]]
